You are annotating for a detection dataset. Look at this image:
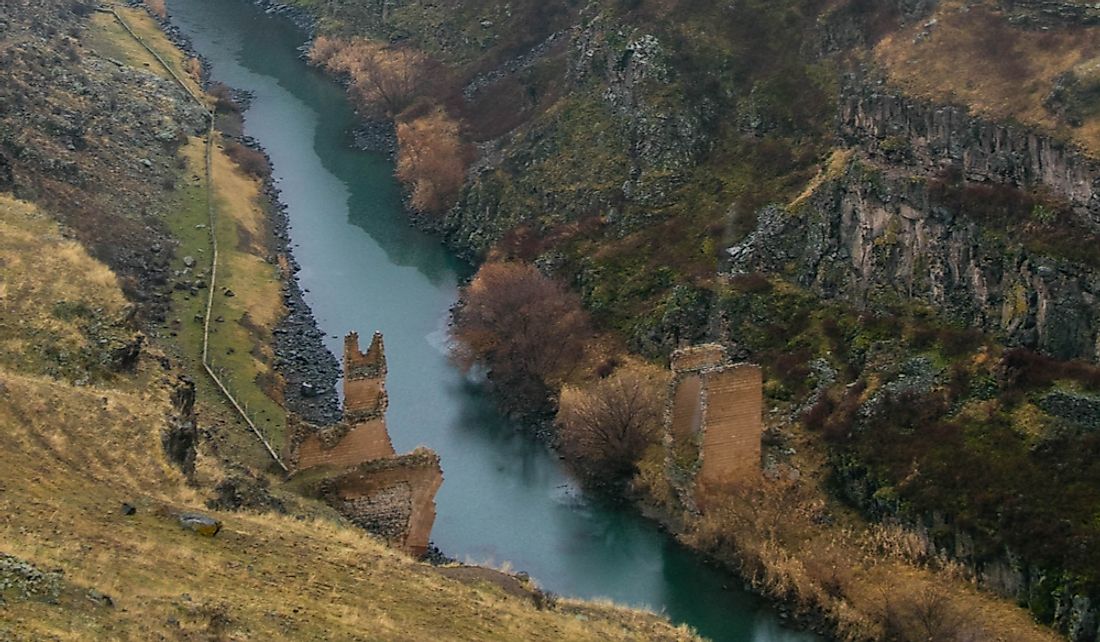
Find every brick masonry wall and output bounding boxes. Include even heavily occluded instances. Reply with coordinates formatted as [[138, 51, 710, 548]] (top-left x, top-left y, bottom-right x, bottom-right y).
[[666, 344, 763, 506], [698, 364, 762, 483], [290, 331, 443, 556]]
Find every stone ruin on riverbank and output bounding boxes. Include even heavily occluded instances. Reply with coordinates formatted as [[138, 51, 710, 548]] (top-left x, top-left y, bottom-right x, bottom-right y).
[[286, 332, 442, 556], [665, 344, 762, 507]]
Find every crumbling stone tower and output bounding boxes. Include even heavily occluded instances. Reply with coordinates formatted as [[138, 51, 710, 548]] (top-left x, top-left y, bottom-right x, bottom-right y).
[[296, 332, 396, 468], [343, 332, 387, 422], [665, 344, 762, 505], [287, 331, 442, 556]]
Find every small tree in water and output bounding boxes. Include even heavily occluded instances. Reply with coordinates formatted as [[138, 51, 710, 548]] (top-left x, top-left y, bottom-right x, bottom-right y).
[[556, 366, 666, 487], [451, 262, 591, 417], [309, 37, 427, 118]]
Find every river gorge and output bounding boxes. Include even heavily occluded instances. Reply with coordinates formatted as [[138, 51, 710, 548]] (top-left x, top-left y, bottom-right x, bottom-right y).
[[167, 1, 818, 639]]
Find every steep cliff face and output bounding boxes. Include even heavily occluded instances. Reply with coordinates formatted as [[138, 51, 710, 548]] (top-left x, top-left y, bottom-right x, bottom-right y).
[[1000, 0, 1100, 25], [729, 158, 1100, 361], [840, 82, 1100, 231]]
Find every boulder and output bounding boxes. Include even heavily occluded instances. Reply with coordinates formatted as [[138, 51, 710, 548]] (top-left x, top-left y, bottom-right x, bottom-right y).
[[178, 513, 222, 537]]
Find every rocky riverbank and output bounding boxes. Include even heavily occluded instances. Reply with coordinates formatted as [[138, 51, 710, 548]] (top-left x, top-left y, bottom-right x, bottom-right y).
[[251, 0, 316, 35], [137, 0, 340, 425]]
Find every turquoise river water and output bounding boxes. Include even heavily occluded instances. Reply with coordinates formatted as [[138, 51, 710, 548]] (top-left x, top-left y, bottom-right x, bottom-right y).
[[167, 2, 821, 639]]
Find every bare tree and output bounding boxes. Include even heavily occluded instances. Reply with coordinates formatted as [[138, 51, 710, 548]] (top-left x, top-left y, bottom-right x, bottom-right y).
[[557, 367, 666, 483], [881, 586, 990, 642], [451, 262, 591, 415], [353, 44, 421, 116]]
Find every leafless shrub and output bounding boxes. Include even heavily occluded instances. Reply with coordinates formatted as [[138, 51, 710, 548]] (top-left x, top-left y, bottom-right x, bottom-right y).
[[223, 141, 268, 178], [208, 83, 239, 114], [881, 586, 991, 642], [310, 36, 431, 117], [557, 366, 665, 483], [395, 108, 466, 214], [451, 262, 591, 414]]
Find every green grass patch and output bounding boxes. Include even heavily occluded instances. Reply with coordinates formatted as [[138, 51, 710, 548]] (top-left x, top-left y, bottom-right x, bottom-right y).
[[161, 139, 287, 467]]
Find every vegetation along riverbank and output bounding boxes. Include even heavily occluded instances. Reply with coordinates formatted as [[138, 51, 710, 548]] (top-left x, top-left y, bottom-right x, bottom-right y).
[[277, 0, 1100, 640]]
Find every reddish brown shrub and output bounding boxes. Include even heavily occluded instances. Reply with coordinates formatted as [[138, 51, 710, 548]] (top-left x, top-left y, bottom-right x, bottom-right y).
[[1002, 348, 1100, 393], [144, 0, 167, 20], [451, 262, 592, 414], [223, 141, 268, 178], [557, 367, 665, 483], [728, 271, 773, 294], [208, 83, 239, 114], [803, 380, 867, 441]]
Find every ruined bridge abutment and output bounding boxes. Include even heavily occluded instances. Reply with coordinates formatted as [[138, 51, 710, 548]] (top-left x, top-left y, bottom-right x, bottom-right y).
[[288, 331, 442, 556]]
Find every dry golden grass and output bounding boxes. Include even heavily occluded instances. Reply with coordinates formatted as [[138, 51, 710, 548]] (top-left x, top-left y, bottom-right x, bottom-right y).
[[0, 192, 696, 640], [685, 465, 1061, 642], [788, 148, 853, 210], [207, 138, 282, 330], [874, 0, 1100, 155], [0, 370, 694, 640], [0, 195, 131, 379], [157, 137, 289, 468], [629, 331, 1060, 640]]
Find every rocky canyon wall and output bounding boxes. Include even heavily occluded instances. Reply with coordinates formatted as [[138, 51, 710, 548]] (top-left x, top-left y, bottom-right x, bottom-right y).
[[728, 160, 1100, 361], [839, 81, 1100, 232]]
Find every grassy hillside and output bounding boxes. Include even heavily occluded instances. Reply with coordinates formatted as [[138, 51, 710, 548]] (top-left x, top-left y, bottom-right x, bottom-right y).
[[0, 195, 694, 642]]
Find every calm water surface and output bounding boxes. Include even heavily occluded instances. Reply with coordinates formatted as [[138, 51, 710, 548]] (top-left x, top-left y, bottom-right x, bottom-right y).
[[167, 2, 821, 639]]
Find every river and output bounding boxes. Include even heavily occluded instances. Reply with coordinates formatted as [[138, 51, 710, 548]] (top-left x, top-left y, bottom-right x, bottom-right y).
[[167, 2, 820, 640]]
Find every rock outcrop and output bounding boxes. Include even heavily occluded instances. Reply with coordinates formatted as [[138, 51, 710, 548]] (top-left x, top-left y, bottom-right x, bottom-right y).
[[728, 158, 1100, 362], [999, 0, 1100, 26], [840, 80, 1100, 232], [162, 375, 198, 477], [733, 77, 1100, 362]]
